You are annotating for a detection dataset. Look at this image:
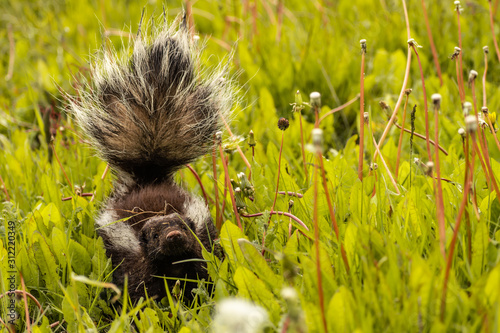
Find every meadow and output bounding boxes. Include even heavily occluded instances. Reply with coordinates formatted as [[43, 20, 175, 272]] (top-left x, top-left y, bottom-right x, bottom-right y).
[[1, 0, 500, 332]]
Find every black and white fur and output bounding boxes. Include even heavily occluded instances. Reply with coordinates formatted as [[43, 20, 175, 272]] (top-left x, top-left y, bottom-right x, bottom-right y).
[[68, 15, 233, 302]]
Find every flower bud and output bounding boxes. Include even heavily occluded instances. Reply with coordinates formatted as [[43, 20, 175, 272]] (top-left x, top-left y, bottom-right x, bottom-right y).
[[310, 92, 321, 108], [431, 93, 441, 108], [465, 115, 477, 133], [370, 163, 378, 171], [215, 131, 223, 144], [458, 128, 466, 138], [295, 90, 303, 106], [469, 70, 478, 81], [360, 39, 367, 53], [425, 161, 434, 176], [363, 112, 369, 123], [462, 102, 472, 116], [404, 88, 413, 95], [481, 106, 489, 115], [483, 46, 489, 54], [248, 130, 256, 147]]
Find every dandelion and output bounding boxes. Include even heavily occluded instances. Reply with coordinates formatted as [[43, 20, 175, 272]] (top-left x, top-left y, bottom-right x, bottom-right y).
[[212, 298, 270, 333]]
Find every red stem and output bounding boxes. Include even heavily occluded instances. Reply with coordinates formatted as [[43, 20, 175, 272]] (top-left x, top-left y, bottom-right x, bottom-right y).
[[186, 164, 211, 206], [421, 0, 443, 85], [434, 103, 446, 259], [488, 0, 500, 63], [395, 94, 410, 179], [219, 145, 242, 230], [411, 44, 432, 162], [358, 49, 366, 181]]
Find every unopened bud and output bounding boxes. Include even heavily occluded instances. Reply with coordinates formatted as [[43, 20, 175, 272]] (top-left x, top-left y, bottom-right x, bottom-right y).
[[454, 46, 461, 53], [483, 46, 489, 54], [404, 89, 413, 95], [481, 106, 489, 115], [465, 115, 478, 133], [215, 131, 223, 144], [310, 92, 321, 108], [363, 112, 369, 123], [469, 70, 478, 81], [312, 128, 323, 152], [425, 161, 434, 176], [458, 128, 466, 138], [295, 90, 303, 106], [431, 93, 442, 108], [360, 39, 367, 53], [370, 163, 378, 171], [463, 102, 472, 116], [248, 130, 256, 147]]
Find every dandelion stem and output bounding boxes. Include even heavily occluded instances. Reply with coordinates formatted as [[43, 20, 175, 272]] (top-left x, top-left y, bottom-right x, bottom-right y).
[[488, 0, 500, 63], [393, 123, 448, 155], [299, 111, 309, 184], [421, 0, 443, 85], [219, 144, 242, 230], [411, 44, 432, 162], [395, 93, 410, 179], [358, 42, 366, 181], [433, 98, 446, 259]]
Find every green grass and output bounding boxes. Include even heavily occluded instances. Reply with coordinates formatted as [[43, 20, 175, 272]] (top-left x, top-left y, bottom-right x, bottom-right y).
[[1, 0, 500, 332]]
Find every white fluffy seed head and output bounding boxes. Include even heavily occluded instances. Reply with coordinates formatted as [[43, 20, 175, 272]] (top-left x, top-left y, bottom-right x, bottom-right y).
[[469, 70, 478, 79], [483, 45, 489, 53], [458, 128, 466, 138], [212, 298, 270, 333], [482, 106, 489, 114], [463, 102, 472, 116], [465, 115, 478, 133]]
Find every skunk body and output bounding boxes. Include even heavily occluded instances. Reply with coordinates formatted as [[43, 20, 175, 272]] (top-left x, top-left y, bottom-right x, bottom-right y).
[[68, 16, 232, 302]]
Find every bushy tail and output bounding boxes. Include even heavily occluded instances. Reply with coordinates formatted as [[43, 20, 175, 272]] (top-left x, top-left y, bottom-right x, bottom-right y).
[[68, 15, 234, 184]]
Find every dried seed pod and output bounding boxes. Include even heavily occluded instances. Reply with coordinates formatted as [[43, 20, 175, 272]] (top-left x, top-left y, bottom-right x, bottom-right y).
[[463, 102, 472, 116], [278, 117, 290, 131]]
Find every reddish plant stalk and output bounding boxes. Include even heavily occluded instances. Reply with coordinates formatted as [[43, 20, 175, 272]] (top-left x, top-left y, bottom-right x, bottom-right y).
[[462, 135, 472, 263], [440, 152, 473, 322], [241, 211, 309, 232], [270, 131, 285, 219], [433, 101, 446, 259], [420, 0, 443, 85], [410, 44, 433, 162], [51, 142, 73, 190], [276, 0, 284, 42], [222, 116, 252, 180], [471, 133, 500, 205], [371, 135, 400, 195], [299, 111, 309, 184], [484, 112, 500, 152], [395, 94, 410, 179], [0, 174, 10, 201], [483, 50, 489, 107], [186, 164, 211, 206], [318, 152, 350, 274], [20, 273, 31, 333], [358, 45, 366, 181], [219, 144, 242, 230], [488, 0, 500, 63], [393, 123, 448, 155], [374, 1, 412, 160], [455, 59, 465, 103], [212, 144, 222, 230], [313, 151, 328, 333], [318, 95, 360, 124], [456, 7, 466, 102]]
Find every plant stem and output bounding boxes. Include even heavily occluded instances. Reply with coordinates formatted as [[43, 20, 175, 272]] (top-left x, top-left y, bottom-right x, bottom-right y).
[[440, 151, 473, 322], [186, 164, 211, 206], [212, 142, 222, 230], [270, 131, 285, 218], [240, 211, 309, 232], [358, 45, 366, 181], [222, 115, 252, 180], [219, 144, 242, 230], [371, 135, 400, 195], [393, 123, 448, 155], [395, 93, 410, 179], [411, 44, 432, 162], [299, 111, 309, 184], [456, 7, 466, 103], [488, 0, 500, 63], [374, 47, 412, 160], [433, 102, 446, 259], [470, 133, 500, 205], [317, 151, 350, 274], [420, 0, 443, 85], [318, 95, 360, 123], [313, 149, 328, 333]]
